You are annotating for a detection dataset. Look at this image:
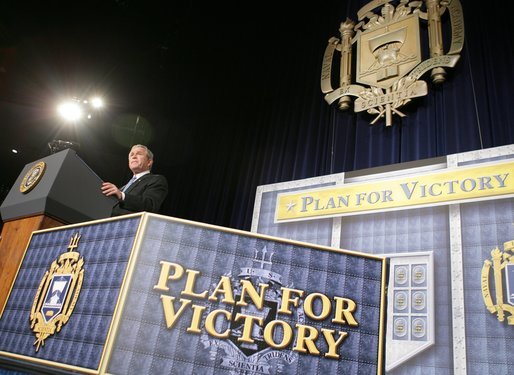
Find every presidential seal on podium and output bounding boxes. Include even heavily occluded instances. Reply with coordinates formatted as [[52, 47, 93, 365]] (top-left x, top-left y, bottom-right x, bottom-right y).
[[19, 161, 46, 194]]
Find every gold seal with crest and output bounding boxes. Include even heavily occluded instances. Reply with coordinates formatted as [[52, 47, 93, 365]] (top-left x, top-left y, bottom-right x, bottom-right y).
[[321, 0, 465, 126], [20, 161, 46, 193], [29, 233, 85, 352], [481, 240, 514, 325]]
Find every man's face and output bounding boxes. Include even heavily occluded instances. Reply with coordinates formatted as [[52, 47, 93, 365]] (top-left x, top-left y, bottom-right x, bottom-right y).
[[128, 146, 153, 174]]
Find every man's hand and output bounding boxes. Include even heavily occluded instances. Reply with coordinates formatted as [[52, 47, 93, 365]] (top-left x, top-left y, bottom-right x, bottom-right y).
[[101, 182, 123, 200]]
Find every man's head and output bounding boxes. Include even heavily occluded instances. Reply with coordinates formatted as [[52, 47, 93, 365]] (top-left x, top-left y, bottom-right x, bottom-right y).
[[128, 144, 154, 174]]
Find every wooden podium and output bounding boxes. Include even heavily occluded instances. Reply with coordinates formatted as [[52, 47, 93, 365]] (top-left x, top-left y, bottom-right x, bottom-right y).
[[0, 148, 116, 315]]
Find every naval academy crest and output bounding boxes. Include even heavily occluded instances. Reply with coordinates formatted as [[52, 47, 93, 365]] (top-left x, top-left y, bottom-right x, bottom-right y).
[[201, 246, 300, 374], [481, 240, 514, 325], [321, 0, 465, 126], [29, 233, 85, 351]]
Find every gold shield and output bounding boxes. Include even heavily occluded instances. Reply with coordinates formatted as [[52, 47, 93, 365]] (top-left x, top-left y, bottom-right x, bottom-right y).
[[356, 14, 421, 90]]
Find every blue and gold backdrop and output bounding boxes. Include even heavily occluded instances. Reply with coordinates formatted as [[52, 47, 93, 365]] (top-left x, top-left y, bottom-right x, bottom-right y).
[[0, 214, 386, 374], [252, 144, 514, 374]]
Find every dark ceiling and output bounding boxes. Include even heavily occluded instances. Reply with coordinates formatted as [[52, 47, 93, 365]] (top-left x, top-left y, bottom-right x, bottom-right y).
[[0, 1, 346, 228]]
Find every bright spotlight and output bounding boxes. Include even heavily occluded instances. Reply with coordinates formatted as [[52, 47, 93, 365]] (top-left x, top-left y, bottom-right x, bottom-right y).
[[57, 101, 83, 122], [91, 97, 104, 108]]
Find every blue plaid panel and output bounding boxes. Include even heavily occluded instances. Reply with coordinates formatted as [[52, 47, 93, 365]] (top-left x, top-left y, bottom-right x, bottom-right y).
[[340, 206, 452, 375], [460, 199, 514, 375], [107, 215, 386, 374], [0, 216, 141, 371]]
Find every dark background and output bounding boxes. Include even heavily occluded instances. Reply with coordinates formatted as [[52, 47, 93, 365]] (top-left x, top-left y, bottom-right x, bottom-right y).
[[1, 0, 512, 230]]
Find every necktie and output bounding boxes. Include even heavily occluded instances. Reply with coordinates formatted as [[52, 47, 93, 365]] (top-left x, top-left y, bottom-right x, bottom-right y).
[[122, 176, 137, 192]]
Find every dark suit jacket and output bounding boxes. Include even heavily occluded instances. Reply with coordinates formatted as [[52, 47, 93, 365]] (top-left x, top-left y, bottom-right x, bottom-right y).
[[111, 173, 168, 216]]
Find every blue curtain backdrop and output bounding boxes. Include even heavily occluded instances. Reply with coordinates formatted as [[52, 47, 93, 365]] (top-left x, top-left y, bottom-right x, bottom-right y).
[[0, 1, 512, 231], [165, 0, 514, 230]]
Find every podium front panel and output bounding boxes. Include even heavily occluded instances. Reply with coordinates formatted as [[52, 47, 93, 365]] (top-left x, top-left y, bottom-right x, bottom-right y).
[[0, 213, 386, 374], [0, 215, 142, 372]]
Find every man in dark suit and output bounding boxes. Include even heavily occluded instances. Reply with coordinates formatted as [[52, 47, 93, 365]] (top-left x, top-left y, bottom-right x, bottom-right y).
[[101, 144, 168, 216]]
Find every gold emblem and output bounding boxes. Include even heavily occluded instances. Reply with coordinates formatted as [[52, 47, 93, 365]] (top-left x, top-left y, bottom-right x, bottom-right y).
[[395, 265, 408, 285], [29, 234, 85, 351], [20, 161, 46, 193], [393, 317, 407, 337], [411, 318, 426, 338], [394, 291, 407, 311], [321, 0, 465, 126], [481, 240, 514, 325]]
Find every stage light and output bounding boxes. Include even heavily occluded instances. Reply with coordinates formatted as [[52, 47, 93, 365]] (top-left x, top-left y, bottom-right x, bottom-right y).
[[57, 100, 83, 122], [90, 97, 104, 108], [56, 95, 106, 123], [11, 149, 18, 154]]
